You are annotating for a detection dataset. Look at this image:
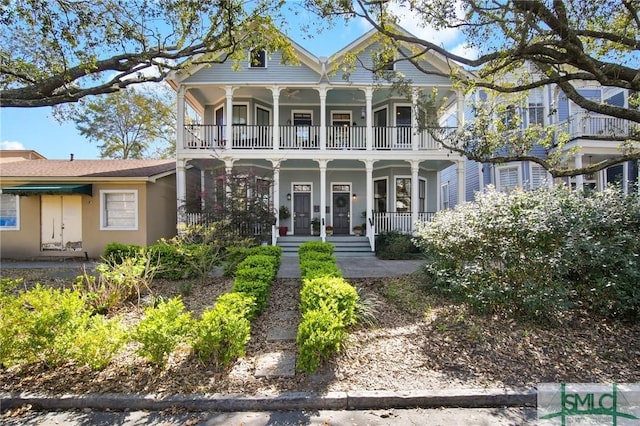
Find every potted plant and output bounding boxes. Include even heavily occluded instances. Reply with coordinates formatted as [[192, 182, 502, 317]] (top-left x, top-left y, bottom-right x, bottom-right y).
[[311, 217, 320, 235], [352, 225, 362, 236], [325, 225, 333, 236], [278, 205, 290, 236]]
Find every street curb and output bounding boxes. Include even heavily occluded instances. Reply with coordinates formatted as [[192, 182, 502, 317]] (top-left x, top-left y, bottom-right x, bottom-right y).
[[1, 388, 536, 412]]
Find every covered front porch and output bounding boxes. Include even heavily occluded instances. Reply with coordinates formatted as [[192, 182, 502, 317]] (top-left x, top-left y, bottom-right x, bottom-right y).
[[176, 156, 465, 250]]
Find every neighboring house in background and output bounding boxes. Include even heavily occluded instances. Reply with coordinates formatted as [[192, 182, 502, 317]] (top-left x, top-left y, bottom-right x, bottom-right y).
[[0, 150, 47, 162], [166, 25, 468, 250], [439, 78, 639, 208], [0, 153, 177, 259]]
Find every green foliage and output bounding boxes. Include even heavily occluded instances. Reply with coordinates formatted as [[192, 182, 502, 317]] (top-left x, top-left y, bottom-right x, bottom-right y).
[[301, 276, 359, 327], [103, 242, 143, 264], [132, 297, 193, 366], [147, 241, 217, 280], [298, 241, 334, 256], [375, 231, 421, 260], [414, 186, 640, 322], [71, 315, 128, 370], [192, 293, 254, 366], [232, 279, 271, 319], [232, 254, 279, 316], [0, 285, 88, 367], [75, 254, 156, 313], [299, 260, 342, 280], [297, 301, 346, 372], [249, 245, 282, 266], [298, 250, 335, 264], [0, 277, 21, 298], [223, 247, 253, 277]]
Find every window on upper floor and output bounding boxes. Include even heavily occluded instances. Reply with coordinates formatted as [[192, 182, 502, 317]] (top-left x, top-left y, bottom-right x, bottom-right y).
[[528, 103, 544, 126], [100, 190, 138, 230], [249, 48, 266, 68], [0, 193, 19, 230]]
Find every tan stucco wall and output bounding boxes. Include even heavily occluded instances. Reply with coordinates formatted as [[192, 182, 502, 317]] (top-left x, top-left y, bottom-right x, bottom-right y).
[[1, 177, 177, 260]]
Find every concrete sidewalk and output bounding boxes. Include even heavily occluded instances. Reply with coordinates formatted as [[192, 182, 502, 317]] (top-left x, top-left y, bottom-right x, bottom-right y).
[[277, 256, 424, 279]]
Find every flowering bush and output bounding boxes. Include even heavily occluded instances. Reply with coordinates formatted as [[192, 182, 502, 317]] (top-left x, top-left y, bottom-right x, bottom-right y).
[[414, 186, 640, 322]]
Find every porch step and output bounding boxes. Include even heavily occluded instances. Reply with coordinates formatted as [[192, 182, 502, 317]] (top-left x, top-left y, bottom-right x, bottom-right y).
[[277, 236, 374, 257]]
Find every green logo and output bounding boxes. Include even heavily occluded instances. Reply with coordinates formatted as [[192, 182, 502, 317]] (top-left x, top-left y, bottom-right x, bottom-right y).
[[539, 383, 640, 425]]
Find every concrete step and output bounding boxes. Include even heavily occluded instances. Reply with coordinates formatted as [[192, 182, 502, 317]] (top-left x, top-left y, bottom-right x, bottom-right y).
[[277, 235, 373, 256]]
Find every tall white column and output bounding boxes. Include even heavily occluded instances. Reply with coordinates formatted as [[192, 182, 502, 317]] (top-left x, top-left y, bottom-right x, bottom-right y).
[[177, 86, 185, 153], [411, 88, 419, 151], [200, 169, 206, 210], [225, 86, 235, 150], [574, 154, 584, 191], [224, 158, 234, 202], [271, 160, 281, 227], [456, 88, 465, 127], [318, 86, 327, 150], [176, 159, 187, 232], [318, 159, 328, 240], [271, 86, 281, 150], [411, 160, 419, 232], [365, 160, 374, 245], [457, 159, 466, 205], [365, 87, 373, 151]]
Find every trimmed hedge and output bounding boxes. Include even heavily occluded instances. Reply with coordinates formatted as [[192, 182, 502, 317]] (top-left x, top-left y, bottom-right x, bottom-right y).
[[298, 241, 334, 256]]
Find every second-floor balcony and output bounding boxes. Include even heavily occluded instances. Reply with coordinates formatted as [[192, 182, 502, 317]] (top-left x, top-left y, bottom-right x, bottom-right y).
[[183, 124, 456, 152], [560, 112, 635, 140]]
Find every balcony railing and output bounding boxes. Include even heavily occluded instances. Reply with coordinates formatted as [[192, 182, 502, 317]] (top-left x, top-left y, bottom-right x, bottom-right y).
[[182, 124, 456, 151], [373, 211, 436, 234], [561, 112, 633, 139]]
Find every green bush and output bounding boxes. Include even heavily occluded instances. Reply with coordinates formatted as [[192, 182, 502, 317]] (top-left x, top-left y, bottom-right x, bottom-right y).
[[75, 254, 156, 313], [249, 245, 282, 265], [232, 279, 271, 318], [192, 293, 254, 366], [0, 285, 89, 367], [132, 297, 193, 366], [103, 242, 142, 263], [146, 243, 187, 280], [299, 260, 342, 280], [376, 231, 421, 259], [298, 241, 334, 256], [301, 276, 359, 326], [222, 247, 253, 277], [71, 315, 128, 370], [297, 301, 346, 372], [414, 186, 640, 322], [234, 255, 277, 283], [299, 251, 335, 264]]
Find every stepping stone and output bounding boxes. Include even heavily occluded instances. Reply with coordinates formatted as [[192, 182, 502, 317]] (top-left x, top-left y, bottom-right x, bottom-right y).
[[274, 310, 297, 321], [254, 351, 297, 378], [267, 326, 298, 342]]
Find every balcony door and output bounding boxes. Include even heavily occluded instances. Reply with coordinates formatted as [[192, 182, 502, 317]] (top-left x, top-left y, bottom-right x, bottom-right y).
[[395, 106, 412, 148], [374, 108, 388, 148]]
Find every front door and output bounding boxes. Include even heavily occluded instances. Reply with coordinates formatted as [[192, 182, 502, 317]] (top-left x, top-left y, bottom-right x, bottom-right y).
[[332, 192, 350, 235], [41, 195, 83, 251], [293, 193, 311, 235]]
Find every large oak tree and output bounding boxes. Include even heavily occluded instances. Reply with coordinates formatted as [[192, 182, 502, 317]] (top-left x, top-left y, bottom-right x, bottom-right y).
[[1, 0, 293, 107], [306, 0, 640, 177]]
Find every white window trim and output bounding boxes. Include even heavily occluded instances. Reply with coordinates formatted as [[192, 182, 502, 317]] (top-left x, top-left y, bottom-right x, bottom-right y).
[[495, 164, 522, 192], [373, 177, 388, 213], [393, 175, 412, 213], [441, 182, 450, 210], [248, 48, 267, 69], [291, 109, 314, 124], [330, 110, 353, 125], [100, 189, 139, 231], [0, 193, 20, 231]]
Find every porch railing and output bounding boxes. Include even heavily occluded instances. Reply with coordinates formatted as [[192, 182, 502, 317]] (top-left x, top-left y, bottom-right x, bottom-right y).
[[373, 211, 436, 234], [184, 212, 269, 237], [183, 124, 455, 151], [561, 112, 633, 139]]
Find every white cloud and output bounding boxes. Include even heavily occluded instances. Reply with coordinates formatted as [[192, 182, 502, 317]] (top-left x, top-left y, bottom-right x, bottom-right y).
[[0, 141, 25, 150], [389, 1, 464, 48], [450, 42, 479, 61]]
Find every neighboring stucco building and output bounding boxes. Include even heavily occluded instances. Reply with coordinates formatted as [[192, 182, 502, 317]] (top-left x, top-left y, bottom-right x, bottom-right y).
[[0, 155, 177, 259]]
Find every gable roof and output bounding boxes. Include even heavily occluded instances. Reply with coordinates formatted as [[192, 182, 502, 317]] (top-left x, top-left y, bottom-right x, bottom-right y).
[[0, 159, 175, 181]]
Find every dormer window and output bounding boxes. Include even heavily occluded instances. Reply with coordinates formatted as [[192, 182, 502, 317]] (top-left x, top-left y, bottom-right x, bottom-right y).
[[377, 53, 395, 72], [249, 49, 266, 68]]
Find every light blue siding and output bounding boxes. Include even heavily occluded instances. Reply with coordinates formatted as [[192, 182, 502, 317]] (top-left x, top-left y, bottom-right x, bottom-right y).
[[183, 51, 321, 84], [465, 158, 479, 201], [605, 92, 625, 107], [440, 164, 458, 208]]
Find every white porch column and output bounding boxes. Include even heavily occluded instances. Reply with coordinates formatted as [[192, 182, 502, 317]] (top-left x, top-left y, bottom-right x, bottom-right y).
[[318, 159, 328, 240], [177, 86, 185, 152], [200, 169, 206, 210], [365, 160, 374, 248], [176, 159, 187, 232], [224, 158, 234, 200], [574, 154, 584, 191], [411, 88, 419, 151], [410, 160, 420, 231], [225, 86, 235, 150], [318, 86, 327, 150], [456, 88, 465, 127], [271, 160, 281, 227], [364, 87, 373, 151], [457, 159, 465, 205], [271, 86, 281, 150]]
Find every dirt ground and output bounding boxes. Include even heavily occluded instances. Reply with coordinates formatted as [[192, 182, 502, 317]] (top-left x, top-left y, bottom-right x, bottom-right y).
[[1, 269, 639, 397]]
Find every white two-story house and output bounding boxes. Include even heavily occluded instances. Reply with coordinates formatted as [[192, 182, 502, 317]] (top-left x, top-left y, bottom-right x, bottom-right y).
[[167, 26, 467, 249]]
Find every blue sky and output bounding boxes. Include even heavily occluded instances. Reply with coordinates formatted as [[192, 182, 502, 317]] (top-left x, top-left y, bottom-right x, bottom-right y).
[[0, 8, 468, 159]]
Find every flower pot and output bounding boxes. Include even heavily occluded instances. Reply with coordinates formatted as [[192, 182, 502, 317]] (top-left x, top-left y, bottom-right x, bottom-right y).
[[278, 226, 288, 236]]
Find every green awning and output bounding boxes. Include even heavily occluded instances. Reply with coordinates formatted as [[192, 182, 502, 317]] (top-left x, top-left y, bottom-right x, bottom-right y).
[[2, 184, 93, 196]]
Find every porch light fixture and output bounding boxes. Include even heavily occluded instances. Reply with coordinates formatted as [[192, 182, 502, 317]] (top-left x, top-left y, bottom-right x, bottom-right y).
[[352, 193, 357, 200], [286, 193, 291, 201]]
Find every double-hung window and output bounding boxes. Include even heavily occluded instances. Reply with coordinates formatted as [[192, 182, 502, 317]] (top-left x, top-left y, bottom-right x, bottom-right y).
[[0, 194, 19, 229], [101, 190, 138, 230]]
